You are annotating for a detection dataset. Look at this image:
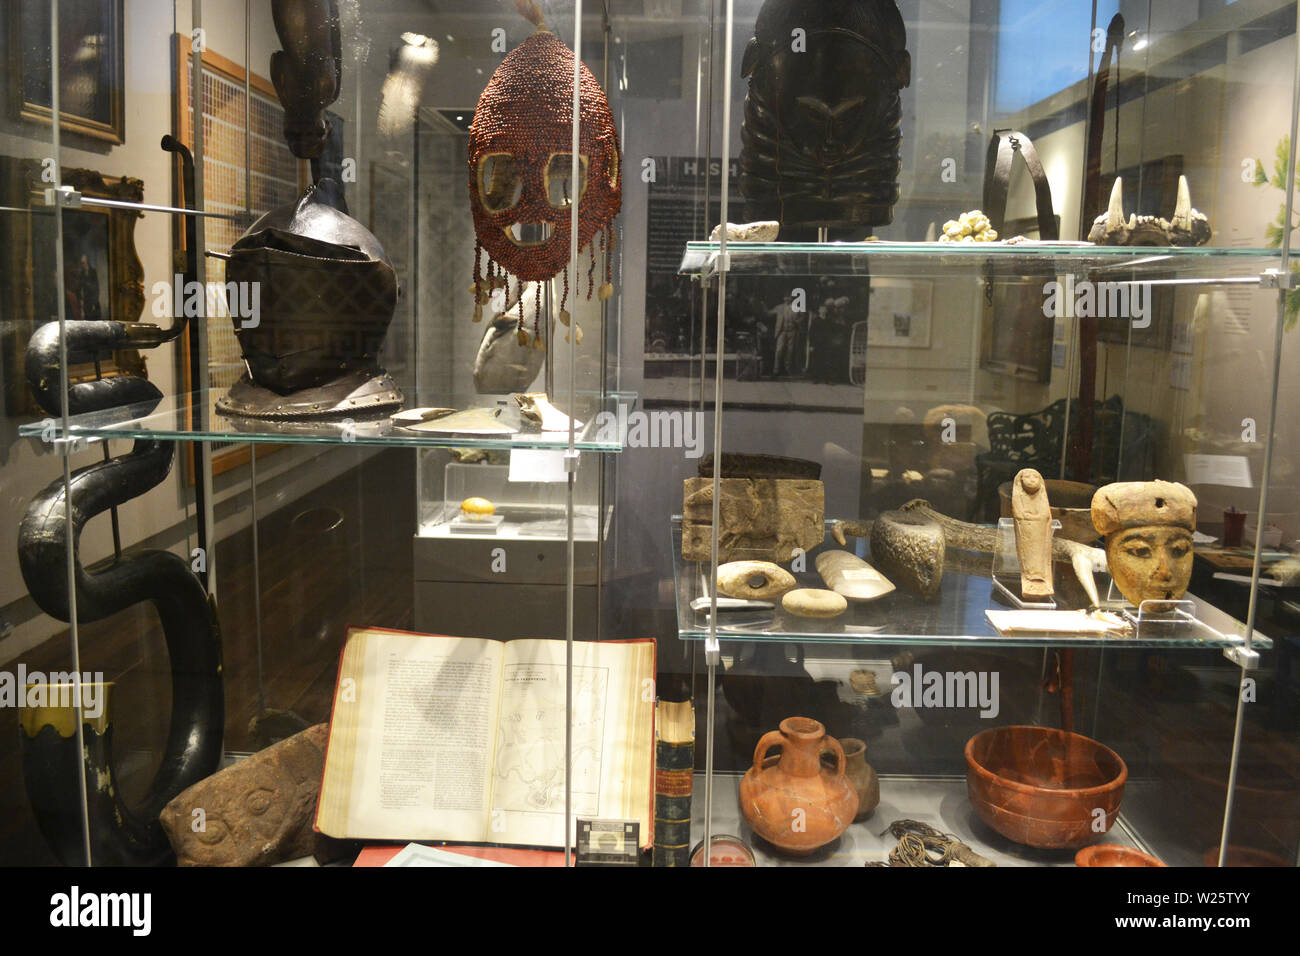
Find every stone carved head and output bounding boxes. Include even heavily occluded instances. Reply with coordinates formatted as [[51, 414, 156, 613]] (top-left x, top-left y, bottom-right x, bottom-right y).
[[1092, 481, 1197, 607], [159, 725, 328, 866]]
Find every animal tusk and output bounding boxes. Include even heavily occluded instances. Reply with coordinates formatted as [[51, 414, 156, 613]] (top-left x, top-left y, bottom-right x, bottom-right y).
[[1107, 177, 1125, 230], [1071, 550, 1102, 609], [1171, 175, 1192, 231]]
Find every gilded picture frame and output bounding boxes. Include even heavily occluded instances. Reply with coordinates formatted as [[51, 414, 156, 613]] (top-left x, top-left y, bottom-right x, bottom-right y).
[[2, 157, 146, 417], [7, 0, 126, 144]]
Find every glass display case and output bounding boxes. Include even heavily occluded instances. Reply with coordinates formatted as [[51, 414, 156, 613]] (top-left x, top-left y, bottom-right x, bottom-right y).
[[658, 0, 1300, 869], [0, 0, 633, 868], [0, 0, 1296, 880]]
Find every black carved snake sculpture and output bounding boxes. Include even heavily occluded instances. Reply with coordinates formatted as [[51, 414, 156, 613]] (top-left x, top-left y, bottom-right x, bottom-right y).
[[17, 138, 223, 865]]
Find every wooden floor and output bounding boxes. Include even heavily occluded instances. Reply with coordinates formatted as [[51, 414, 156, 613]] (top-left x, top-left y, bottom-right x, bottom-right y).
[[0, 447, 416, 864]]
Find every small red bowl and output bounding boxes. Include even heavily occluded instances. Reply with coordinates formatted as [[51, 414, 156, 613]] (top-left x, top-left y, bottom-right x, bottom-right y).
[[690, 834, 756, 867], [1076, 845, 1166, 867]]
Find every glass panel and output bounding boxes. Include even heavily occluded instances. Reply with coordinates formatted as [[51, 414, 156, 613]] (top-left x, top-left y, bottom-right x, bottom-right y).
[[668, 0, 1300, 867], [0, 0, 138, 868], [1, 0, 1296, 876], [2, 0, 623, 868]]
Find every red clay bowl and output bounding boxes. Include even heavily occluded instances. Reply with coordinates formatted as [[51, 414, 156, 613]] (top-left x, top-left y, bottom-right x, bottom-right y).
[[966, 725, 1127, 849], [1076, 845, 1166, 867]]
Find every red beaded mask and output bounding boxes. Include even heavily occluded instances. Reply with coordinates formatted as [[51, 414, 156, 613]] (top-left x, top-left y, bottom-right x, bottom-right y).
[[468, 30, 621, 321]]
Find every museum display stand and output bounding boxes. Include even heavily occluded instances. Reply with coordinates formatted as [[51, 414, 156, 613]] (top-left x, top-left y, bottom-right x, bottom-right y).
[[2, 0, 1299, 873], [1, 0, 631, 868], [671, 1, 1300, 868]]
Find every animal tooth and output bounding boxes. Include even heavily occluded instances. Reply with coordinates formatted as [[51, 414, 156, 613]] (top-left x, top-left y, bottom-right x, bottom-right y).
[[1172, 175, 1192, 230], [1107, 177, 1125, 230]]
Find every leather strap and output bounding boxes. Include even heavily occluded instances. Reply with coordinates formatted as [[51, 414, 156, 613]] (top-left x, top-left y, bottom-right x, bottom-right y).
[[982, 129, 1059, 240]]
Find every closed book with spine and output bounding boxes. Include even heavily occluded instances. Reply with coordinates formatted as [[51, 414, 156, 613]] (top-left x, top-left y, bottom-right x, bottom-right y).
[[652, 699, 695, 866]]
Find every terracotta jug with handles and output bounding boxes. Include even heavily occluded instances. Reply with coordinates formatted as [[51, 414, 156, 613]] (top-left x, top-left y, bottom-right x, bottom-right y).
[[739, 716, 859, 855]]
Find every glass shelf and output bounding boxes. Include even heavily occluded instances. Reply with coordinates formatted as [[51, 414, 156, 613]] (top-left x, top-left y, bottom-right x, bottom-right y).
[[671, 520, 1271, 650], [678, 240, 1285, 280], [18, 389, 638, 453]]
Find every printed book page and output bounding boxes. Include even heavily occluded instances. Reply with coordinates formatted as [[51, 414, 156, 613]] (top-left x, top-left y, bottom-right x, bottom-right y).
[[490, 639, 655, 848], [316, 629, 505, 841]]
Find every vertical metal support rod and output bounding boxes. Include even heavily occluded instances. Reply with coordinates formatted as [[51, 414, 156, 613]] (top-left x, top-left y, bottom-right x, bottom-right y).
[[244, 0, 251, 223], [596, 2, 612, 648], [244, 2, 263, 720], [1217, 4, 1300, 867], [1055, 269, 1078, 483], [564, 0, 585, 871], [698, 2, 716, 415], [545, 281, 555, 399], [192, 0, 217, 597], [50, 0, 93, 870], [703, 0, 736, 868], [251, 445, 265, 715]]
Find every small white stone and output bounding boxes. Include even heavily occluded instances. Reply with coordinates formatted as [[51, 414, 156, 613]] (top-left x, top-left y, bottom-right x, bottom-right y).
[[709, 220, 780, 242]]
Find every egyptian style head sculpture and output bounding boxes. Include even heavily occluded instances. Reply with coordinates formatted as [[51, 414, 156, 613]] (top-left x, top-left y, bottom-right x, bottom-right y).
[[1091, 481, 1198, 606], [739, 0, 911, 234], [468, 14, 622, 346]]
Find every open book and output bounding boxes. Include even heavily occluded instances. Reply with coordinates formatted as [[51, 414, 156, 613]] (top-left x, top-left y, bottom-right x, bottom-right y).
[[315, 627, 656, 849]]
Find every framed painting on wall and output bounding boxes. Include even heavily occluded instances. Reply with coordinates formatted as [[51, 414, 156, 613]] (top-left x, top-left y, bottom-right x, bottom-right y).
[[8, 0, 126, 144], [1, 158, 146, 417]]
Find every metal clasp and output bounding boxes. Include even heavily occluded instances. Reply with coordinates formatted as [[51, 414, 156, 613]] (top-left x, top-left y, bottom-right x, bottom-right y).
[[704, 634, 721, 668], [1261, 268, 1294, 290], [44, 185, 83, 208], [1223, 644, 1260, 671], [48, 435, 93, 455]]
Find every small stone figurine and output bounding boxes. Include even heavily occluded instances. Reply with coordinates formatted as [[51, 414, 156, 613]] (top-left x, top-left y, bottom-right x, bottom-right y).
[[1012, 468, 1054, 600], [1091, 481, 1198, 607]]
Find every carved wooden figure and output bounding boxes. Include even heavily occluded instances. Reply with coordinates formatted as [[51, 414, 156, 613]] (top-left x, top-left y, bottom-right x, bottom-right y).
[[739, 0, 911, 234], [1012, 468, 1054, 599]]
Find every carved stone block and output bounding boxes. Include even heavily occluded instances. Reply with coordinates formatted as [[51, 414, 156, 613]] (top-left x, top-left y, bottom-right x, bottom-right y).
[[682, 477, 824, 563], [160, 723, 345, 867]]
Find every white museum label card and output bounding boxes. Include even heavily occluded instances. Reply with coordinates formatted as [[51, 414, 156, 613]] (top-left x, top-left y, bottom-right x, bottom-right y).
[[509, 448, 569, 483], [1184, 454, 1252, 488]]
